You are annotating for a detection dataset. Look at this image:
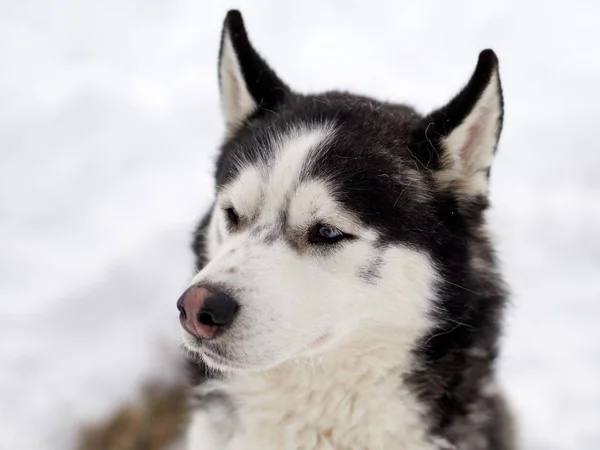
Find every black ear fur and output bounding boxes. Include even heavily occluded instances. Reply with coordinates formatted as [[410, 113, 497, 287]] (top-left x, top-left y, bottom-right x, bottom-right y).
[[428, 50, 503, 143], [219, 10, 290, 116], [411, 50, 504, 173]]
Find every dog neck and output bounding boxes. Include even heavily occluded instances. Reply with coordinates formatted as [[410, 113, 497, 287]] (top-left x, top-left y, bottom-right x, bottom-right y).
[[230, 321, 420, 381], [199, 324, 439, 450]]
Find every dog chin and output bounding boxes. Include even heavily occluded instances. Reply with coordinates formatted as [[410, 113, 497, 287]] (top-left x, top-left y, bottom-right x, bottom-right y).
[[204, 345, 294, 373], [182, 329, 337, 373], [181, 335, 260, 373], [200, 348, 246, 372], [181, 331, 204, 354]]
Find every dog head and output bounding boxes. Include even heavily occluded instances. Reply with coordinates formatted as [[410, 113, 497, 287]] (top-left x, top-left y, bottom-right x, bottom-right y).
[[178, 10, 504, 372]]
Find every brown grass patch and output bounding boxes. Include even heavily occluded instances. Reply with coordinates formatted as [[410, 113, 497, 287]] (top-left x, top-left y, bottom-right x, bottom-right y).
[[77, 383, 189, 450]]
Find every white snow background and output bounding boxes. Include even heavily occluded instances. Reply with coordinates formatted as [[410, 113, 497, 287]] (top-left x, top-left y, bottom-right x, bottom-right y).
[[1, 1, 599, 449]]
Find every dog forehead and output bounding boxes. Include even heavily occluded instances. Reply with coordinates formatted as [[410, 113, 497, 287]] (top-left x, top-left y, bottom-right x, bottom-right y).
[[216, 94, 434, 241], [220, 124, 336, 211], [217, 92, 421, 184], [263, 126, 334, 208]]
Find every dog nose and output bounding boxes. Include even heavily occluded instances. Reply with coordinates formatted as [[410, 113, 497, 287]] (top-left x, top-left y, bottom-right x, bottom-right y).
[[177, 286, 239, 340]]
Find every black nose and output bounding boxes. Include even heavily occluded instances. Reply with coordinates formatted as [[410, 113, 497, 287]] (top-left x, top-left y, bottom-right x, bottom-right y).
[[177, 285, 239, 340], [198, 290, 240, 328]]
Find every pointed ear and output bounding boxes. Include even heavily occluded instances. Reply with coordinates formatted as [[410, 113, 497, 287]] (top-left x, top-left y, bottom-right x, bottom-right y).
[[218, 10, 291, 133], [419, 50, 503, 196]]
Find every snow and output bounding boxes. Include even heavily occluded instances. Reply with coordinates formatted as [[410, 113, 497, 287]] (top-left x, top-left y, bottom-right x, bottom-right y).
[[1, 1, 599, 449]]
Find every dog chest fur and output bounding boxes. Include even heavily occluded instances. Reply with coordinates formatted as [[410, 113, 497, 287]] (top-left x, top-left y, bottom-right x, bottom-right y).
[[189, 328, 441, 450]]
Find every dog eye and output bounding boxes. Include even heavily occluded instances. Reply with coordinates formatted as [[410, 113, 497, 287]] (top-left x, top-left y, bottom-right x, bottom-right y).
[[224, 207, 239, 227], [318, 227, 343, 239], [309, 225, 349, 244]]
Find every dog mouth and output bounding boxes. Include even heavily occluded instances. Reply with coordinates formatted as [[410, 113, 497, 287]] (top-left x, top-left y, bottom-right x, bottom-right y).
[[201, 345, 246, 370], [182, 334, 245, 371], [183, 328, 335, 372]]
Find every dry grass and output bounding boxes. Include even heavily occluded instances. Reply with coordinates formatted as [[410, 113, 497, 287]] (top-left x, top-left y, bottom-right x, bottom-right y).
[[78, 383, 189, 450]]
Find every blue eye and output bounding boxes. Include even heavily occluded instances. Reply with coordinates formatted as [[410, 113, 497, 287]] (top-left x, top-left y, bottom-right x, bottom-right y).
[[318, 227, 344, 239], [309, 224, 349, 244]]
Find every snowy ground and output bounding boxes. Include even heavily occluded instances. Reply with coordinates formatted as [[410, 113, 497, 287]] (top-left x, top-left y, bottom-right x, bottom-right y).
[[1, 1, 599, 449]]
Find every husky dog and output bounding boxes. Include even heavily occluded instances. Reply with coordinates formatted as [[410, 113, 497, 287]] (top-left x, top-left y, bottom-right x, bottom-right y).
[[177, 10, 515, 450]]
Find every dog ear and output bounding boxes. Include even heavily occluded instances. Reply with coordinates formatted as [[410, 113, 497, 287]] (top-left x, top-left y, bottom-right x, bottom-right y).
[[416, 50, 503, 196], [218, 10, 291, 134]]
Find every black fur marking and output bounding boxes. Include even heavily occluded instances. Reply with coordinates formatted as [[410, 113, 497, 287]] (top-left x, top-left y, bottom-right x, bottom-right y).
[[249, 223, 282, 245], [191, 205, 212, 265], [261, 228, 281, 245], [357, 255, 383, 284], [485, 167, 492, 181], [192, 389, 232, 410], [219, 10, 291, 121], [185, 354, 214, 386], [248, 224, 270, 238], [411, 50, 503, 173]]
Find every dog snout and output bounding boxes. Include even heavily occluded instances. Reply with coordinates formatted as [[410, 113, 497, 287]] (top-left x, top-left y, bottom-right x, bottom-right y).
[[177, 285, 239, 340]]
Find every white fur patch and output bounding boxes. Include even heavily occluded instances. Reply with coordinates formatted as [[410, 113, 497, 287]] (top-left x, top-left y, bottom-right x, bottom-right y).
[[189, 324, 440, 450], [223, 167, 264, 221], [263, 127, 333, 214], [188, 410, 230, 450], [219, 29, 257, 133]]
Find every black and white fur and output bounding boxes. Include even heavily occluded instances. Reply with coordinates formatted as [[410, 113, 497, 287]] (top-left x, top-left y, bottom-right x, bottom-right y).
[[181, 10, 515, 450]]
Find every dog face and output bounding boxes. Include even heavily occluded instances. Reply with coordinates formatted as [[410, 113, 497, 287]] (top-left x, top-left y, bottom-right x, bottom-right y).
[[179, 11, 503, 372]]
